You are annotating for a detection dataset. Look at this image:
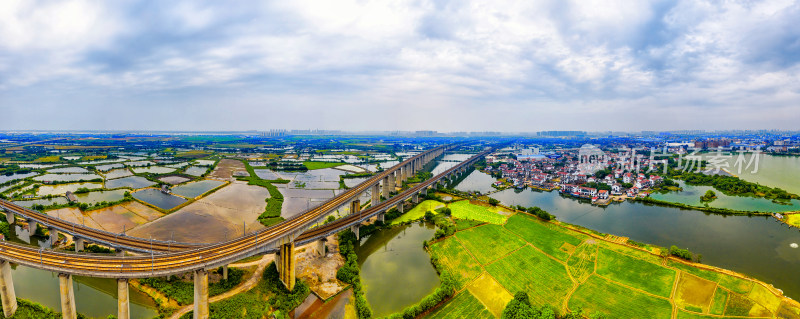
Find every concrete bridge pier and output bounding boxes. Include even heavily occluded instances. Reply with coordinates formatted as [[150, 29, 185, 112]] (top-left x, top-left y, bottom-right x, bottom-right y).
[[0, 260, 18, 318], [278, 243, 296, 291], [413, 193, 420, 204], [313, 239, 326, 256], [5, 211, 14, 224], [27, 219, 37, 235], [395, 168, 403, 186], [350, 224, 360, 239], [382, 175, 392, 198], [350, 200, 361, 215], [397, 202, 405, 214], [49, 227, 59, 244], [118, 279, 130, 319], [400, 165, 407, 182], [222, 265, 228, 280], [59, 273, 77, 319], [74, 238, 84, 252], [193, 269, 209, 319], [371, 184, 380, 205], [377, 213, 385, 223]]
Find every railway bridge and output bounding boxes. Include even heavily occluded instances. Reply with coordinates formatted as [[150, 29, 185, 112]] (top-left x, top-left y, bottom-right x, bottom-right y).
[[0, 145, 490, 319]]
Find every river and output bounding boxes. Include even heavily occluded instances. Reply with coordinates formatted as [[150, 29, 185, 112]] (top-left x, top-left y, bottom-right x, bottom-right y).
[[354, 222, 440, 317]]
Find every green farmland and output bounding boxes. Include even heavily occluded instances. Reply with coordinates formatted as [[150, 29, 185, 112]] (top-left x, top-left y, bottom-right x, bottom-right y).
[[421, 201, 800, 318]]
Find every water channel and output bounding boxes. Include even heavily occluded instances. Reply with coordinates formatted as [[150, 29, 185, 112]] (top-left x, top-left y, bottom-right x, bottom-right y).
[[355, 222, 440, 317]]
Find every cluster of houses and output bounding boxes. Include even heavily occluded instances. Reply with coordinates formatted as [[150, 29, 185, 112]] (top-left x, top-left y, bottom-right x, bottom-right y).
[[485, 151, 664, 204]]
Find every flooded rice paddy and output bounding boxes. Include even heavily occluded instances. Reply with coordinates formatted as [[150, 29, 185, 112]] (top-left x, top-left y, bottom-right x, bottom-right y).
[[37, 182, 103, 196], [46, 167, 90, 174], [103, 169, 133, 179], [105, 176, 155, 189], [131, 166, 176, 174], [184, 166, 208, 176], [132, 189, 187, 210], [34, 174, 102, 182], [171, 180, 225, 198], [127, 182, 269, 243]]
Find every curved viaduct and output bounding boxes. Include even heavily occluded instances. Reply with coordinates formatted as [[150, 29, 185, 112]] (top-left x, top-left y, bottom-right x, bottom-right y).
[[0, 145, 490, 319]]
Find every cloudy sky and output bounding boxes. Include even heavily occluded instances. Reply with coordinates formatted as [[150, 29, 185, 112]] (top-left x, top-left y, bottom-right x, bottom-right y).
[[1, 0, 799, 132]]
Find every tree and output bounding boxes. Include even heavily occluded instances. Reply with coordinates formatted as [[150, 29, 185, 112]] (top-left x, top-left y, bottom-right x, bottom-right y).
[[488, 197, 500, 206]]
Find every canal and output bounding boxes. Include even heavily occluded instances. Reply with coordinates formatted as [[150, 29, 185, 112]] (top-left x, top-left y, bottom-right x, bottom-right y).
[[354, 222, 440, 317]]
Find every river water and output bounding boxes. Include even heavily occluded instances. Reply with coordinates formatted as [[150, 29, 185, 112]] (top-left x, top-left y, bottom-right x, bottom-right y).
[[457, 170, 800, 299], [355, 223, 440, 317]]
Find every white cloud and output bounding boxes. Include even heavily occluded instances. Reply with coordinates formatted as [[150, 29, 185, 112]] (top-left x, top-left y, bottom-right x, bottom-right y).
[[0, 0, 799, 130]]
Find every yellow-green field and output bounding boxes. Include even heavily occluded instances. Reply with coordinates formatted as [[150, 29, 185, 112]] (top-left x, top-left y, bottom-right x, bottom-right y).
[[784, 213, 800, 228], [423, 201, 800, 318], [391, 200, 445, 225]]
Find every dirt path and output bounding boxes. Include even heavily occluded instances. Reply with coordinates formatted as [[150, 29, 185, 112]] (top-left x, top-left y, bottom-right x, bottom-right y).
[[168, 255, 273, 319]]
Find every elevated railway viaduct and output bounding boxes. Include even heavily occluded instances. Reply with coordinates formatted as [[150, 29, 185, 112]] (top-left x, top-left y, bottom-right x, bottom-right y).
[[0, 145, 491, 319]]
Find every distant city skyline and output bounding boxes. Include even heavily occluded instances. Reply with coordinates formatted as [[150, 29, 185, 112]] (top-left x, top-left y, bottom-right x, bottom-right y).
[[1, 1, 799, 131]]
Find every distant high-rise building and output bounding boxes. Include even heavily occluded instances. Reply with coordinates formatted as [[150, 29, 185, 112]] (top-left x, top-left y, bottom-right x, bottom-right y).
[[537, 131, 587, 137], [261, 129, 287, 137]]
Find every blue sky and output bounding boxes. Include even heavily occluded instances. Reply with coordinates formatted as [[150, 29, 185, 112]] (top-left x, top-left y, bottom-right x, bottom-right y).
[[1, 0, 799, 132]]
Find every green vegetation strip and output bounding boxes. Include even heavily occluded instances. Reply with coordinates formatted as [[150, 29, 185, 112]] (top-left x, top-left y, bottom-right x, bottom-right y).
[[139, 267, 245, 305], [242, 160, 285, 226]]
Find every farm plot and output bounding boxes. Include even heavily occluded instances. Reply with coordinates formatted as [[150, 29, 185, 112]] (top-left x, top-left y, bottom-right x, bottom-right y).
[[675, 309, 742, 319], [504, 213, 584, 261], [392, 200, 445, 225], [448, 200, 508, 225], [467, 273, 513, 317], [568, 275, 673, 319], [567, 242, 598, 283], [667, 260, 754, 295], [429, 239, 483, 289], [595, 248, 677, 298], [710, 288, 729, 315], [455, 224, 527, 265], [426, 291, 493, 319], [485, 245, 573, 307], [674, 273, 717, 313]]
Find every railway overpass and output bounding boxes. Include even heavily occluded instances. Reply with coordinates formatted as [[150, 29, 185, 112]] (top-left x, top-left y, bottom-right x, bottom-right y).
[[0, 145, 450, 253], [0, 145, 491, 319]]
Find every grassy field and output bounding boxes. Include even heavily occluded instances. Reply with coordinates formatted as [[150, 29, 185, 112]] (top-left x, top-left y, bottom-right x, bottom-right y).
[[429, 239, 483, 289], [421, 200, 799, 318], [426, 291, 493, 319], [568, 275, 673, 319], [710, 288, 729, 315], [303, 161, 345, 170], [391, 200, 445, 225], [675, 273, 717, 312], [485, 245, 573, 307], [448, 200, 509, 224], [467, 273, 513, 317], [454, 224, 526, 264], [667, 260, 754, 295], [504, 213, 583, 261], [34, 156, 61, 162], [595, 248, 677, 298], [783, 213, 800, 227]]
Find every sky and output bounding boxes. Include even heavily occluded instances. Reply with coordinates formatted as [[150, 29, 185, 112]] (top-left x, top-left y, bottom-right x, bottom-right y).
[[1, 0, 799, 132]]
